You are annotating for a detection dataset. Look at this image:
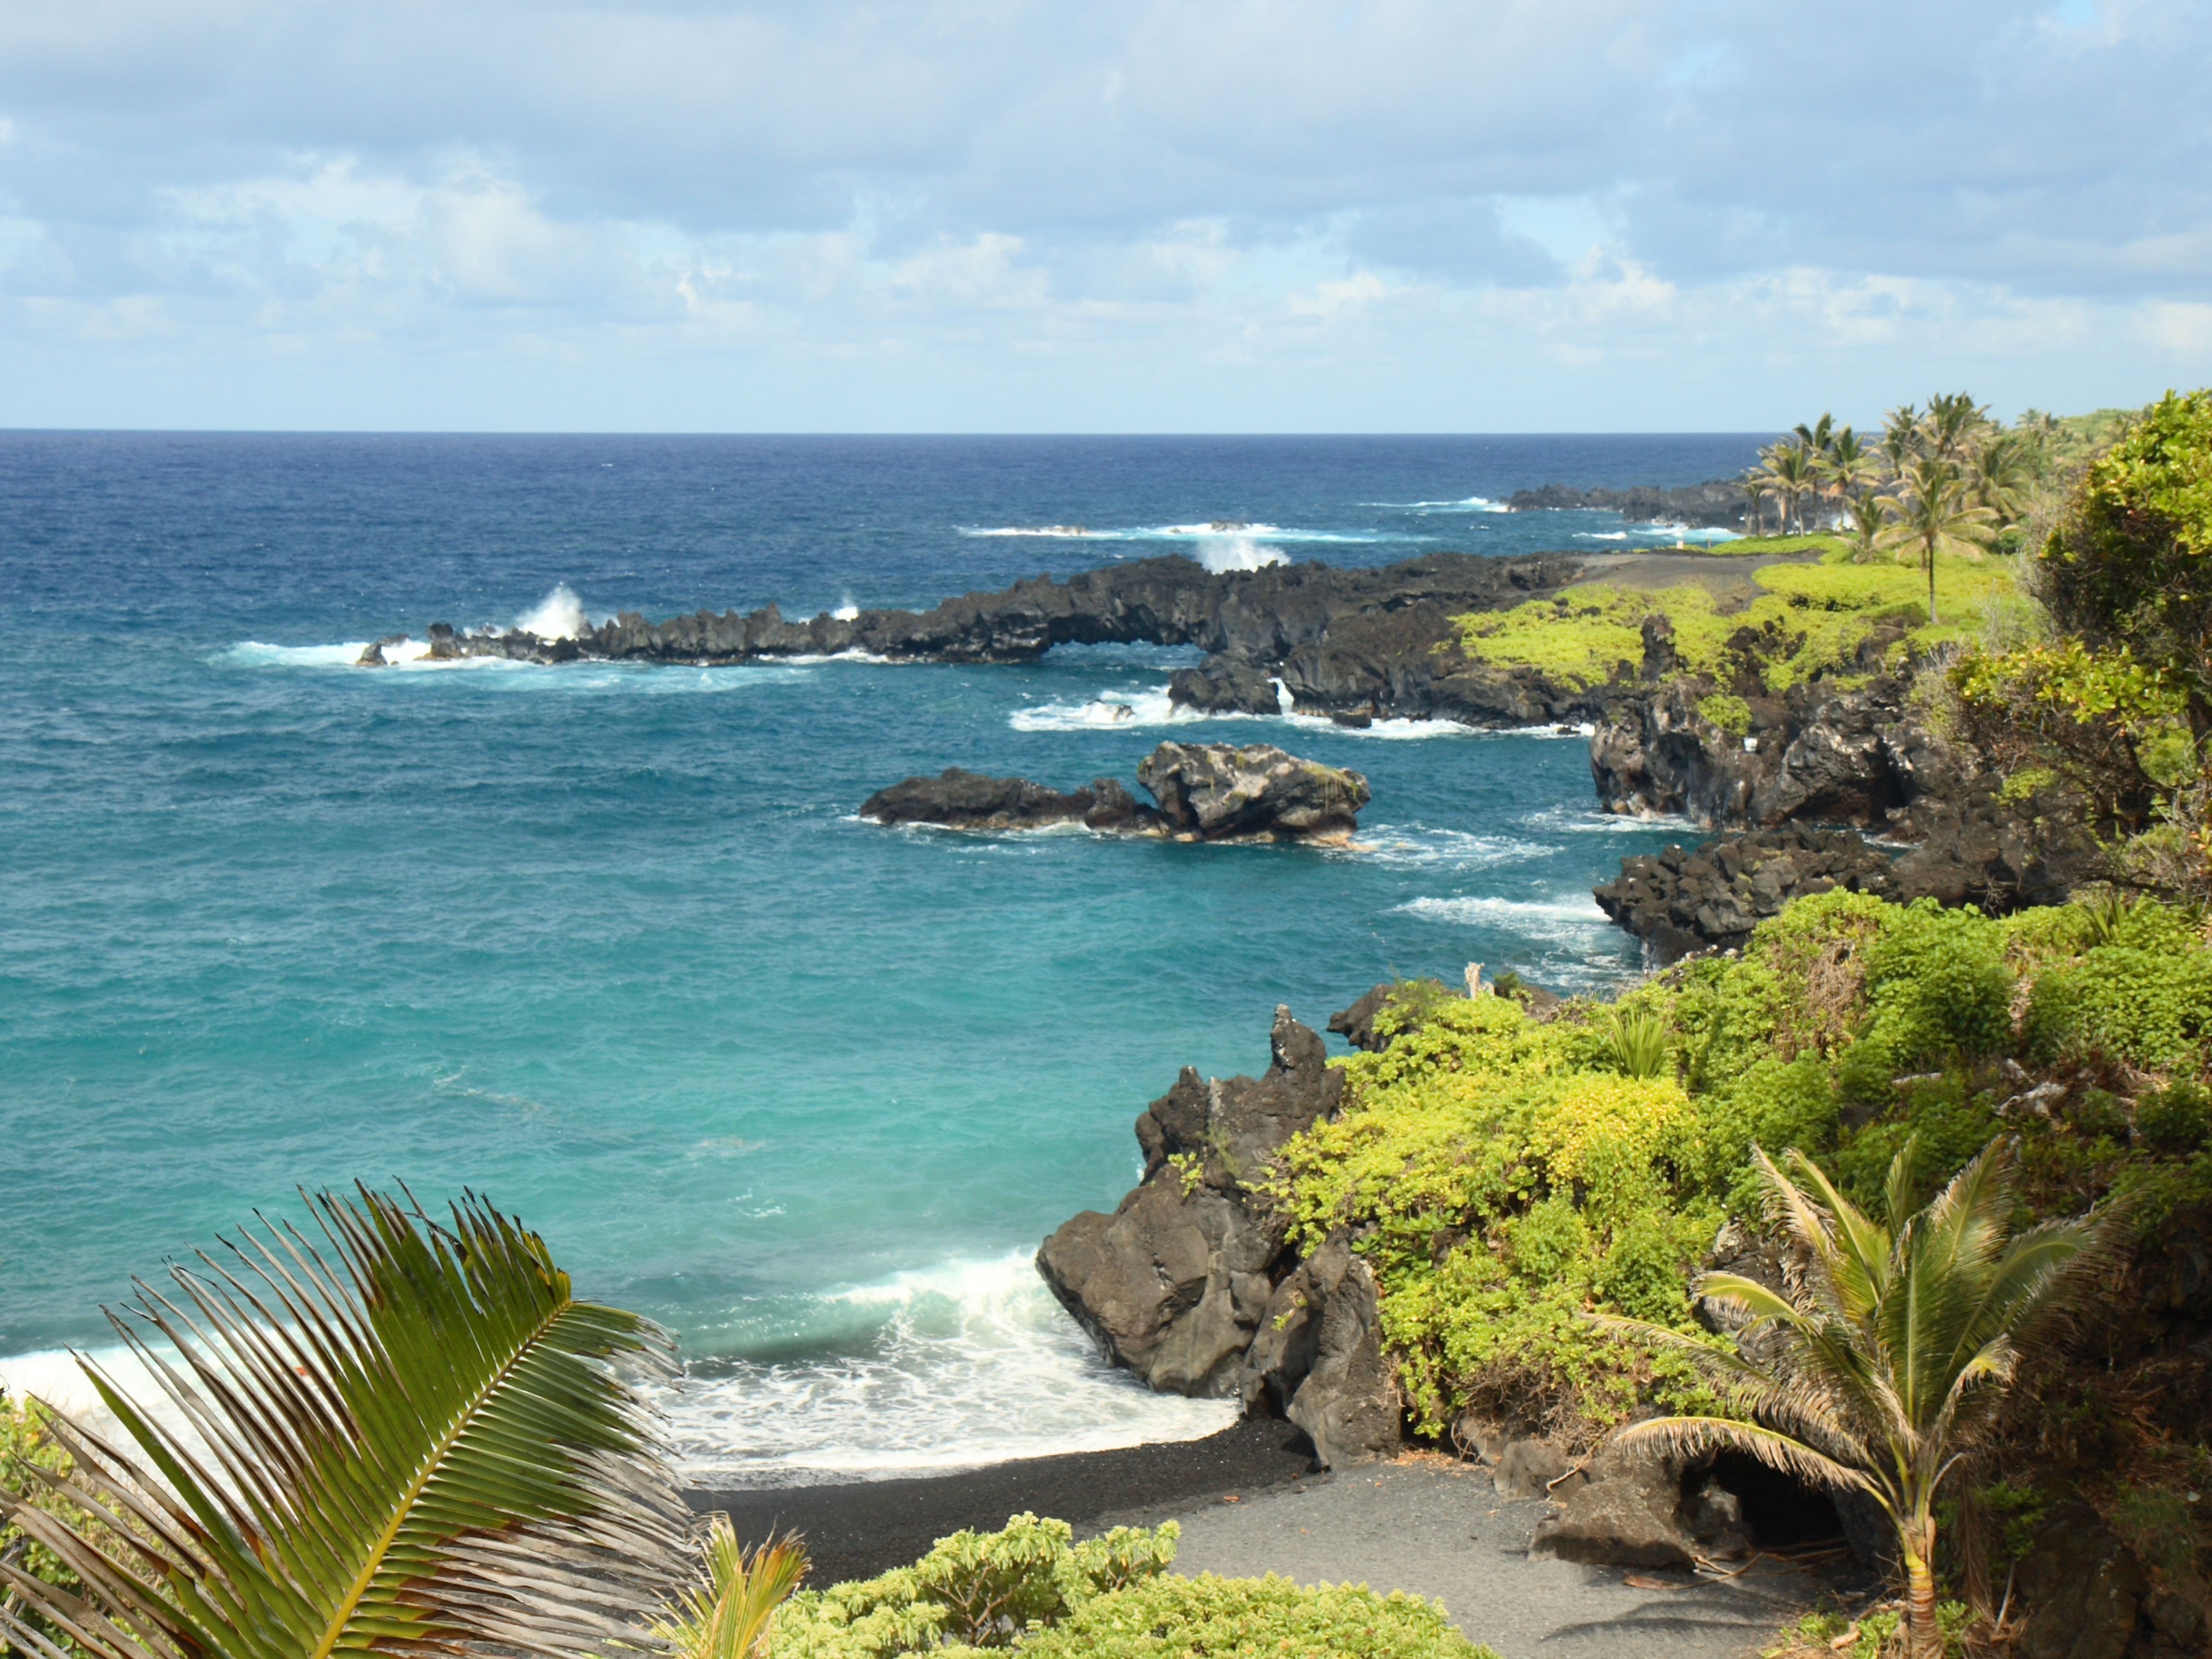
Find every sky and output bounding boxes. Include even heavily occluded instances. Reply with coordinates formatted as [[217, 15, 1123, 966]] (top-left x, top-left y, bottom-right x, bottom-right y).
[[1, 0, 2208, 432]]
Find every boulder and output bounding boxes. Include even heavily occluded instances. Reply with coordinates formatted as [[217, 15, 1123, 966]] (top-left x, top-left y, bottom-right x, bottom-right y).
[[1529, 1440, 1696, 1570], [1239, 1236, 1398, 1468], [1493, 1439, 1575, 1501], [1037, 1008, 1343, 1397], [1137, 743, 1370, 842], [2017, 1502, 2148, 1659]]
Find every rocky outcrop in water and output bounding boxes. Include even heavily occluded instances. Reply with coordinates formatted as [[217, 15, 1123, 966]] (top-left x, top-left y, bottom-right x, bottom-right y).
[[862, 744, 1369, 844], [374, 551, 1574, 686], [1507, 479, 1752, 529], [1036, 1008, 1399, 1466], [1138, 743, 1369, 842], [857, 770, 1154, 833]]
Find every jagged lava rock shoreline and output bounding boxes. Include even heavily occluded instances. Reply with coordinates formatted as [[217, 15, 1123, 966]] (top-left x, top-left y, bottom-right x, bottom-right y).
[[861, 742, 1370, 844]]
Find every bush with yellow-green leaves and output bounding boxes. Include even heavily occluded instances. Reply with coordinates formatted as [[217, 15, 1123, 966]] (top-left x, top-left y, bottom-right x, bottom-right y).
[[1266, 889, 2212, 1448]]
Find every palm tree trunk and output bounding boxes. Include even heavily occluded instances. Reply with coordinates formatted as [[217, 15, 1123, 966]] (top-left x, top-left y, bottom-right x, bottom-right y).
[[1903, 1508, 1942, 1658], [1926, 543, 1938, 626]]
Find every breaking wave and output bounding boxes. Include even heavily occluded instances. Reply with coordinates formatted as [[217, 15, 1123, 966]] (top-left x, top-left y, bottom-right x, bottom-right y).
[[657, 1254, 1236, 1486]]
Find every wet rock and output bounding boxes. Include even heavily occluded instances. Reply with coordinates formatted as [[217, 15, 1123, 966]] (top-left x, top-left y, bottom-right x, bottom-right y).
[[1137, 743, 1369, 842], [859, 768, 1149, 833], [2017, 1502, 2148, 1659], [1168, 656, 1284, 716], [1037, 1009, 1343, 1398]]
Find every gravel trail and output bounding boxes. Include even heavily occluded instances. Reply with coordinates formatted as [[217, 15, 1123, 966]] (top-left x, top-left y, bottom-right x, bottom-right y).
[[1103, 1460, 1828, 1659]]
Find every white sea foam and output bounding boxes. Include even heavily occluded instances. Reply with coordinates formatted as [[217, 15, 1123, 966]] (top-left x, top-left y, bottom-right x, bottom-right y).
[[832, 594, 861, 622], [1008, 688, 1196, 732], [959, 522, 1408, 547], [1577, 531, 1630, 542], [1395, 893, 1615, 946], [1370, 496, 1511, 514], [658, 1254, 1235, 1486], [1519, 803, 1703, 836], [1347, 827, 1548, 872], [224, 639, 451, 669], [1195, 536, 1286, 573], [513, 583, 592, 640]]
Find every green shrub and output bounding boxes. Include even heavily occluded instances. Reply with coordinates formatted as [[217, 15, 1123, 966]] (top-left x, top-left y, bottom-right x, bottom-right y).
[[1602, 1007, 1671, 1079], [1860, 901, 2014, 1066], [1697, 692, 1752, 736], [2138, 1082, 2212, 1154], [2027, 941, 2212, 1070], [2112, 1485, 2202, 1576], [1017, 1572, 1496, 1659], [767, 1515, 1179, 1657]]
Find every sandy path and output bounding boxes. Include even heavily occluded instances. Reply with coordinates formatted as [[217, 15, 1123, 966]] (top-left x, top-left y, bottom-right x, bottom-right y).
[[1105, 1460, 1826, 1659]]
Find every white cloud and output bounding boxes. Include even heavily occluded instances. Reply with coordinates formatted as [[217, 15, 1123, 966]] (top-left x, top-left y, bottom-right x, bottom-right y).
[[0, 0, 2204, 427]]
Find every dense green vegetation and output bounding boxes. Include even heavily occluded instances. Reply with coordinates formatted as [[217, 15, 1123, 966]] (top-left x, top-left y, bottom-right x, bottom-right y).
[[764, 1515, 1491, 1658], [1273, 891, 2212, 1456], [1454, 540, 2023, 691]]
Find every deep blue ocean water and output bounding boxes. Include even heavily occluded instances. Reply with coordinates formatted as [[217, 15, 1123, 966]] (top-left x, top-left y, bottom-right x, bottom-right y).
[[0, 433, 1756, 1481]]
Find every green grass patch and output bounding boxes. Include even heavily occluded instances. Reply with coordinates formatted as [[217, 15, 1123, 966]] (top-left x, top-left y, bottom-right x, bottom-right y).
[[1454, 548, 2029, 692], [1701, 532, 1848, 557]]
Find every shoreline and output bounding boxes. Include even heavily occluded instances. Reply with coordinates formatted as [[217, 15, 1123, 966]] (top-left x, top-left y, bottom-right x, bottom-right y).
[[686, 1417, 1316, 1587]]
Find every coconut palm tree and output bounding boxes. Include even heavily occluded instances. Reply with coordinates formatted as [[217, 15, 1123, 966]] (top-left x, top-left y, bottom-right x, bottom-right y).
[[1968, 431, 2034, 527], [1844, 490, 1890, 564], [1876, 456, 1997, 625], [0, 1189, 704, 1659], [1821, 429, 1881, 515], [1880, 404, 1921, 486], [1743, 474, 1773, 536], [1757, 441, 1822, 535], [1794, 413, 1838, 458], [1922, 391, 1992, 462], [1601, 1140, 2114, 1657]]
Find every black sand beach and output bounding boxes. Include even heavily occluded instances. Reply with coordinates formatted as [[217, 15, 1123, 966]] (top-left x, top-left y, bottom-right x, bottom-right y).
[[686, 1417, 1317, 1586]]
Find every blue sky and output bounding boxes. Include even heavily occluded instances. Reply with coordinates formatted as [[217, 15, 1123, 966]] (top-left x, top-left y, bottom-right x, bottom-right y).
[[1, 0, 2207, 431]]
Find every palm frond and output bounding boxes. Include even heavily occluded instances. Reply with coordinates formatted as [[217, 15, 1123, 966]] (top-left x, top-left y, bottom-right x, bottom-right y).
[[654, 1519, 808, 1659], [0, 1187, 691, 1659], [1610, 1417, 1881, 1504]]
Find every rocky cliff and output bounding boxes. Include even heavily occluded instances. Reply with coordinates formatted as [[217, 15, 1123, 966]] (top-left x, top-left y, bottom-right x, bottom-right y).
[[1507, 479, 1751, 528]]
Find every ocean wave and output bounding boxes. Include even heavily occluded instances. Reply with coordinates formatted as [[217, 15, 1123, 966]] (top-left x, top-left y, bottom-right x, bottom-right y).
[[1519, 803, 1702, 836], [959, 522, 1417, 548], [1394, 893, 1616, 949], [1345, 827, 1549, 872], [513, 583, 593, 640], [1008, 687, 1202, 732], [659, 1253, 1236, 1486], [1367, 496, 1512, 514]]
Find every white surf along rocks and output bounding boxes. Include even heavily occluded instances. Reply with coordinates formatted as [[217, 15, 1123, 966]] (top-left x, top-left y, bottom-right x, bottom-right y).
[[1034, 1007, 1399, 1471], [860, 741, 1370, 845]]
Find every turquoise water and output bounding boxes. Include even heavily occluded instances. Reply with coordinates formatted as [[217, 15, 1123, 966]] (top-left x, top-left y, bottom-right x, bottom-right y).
[[0, 434, 1742, 1480]]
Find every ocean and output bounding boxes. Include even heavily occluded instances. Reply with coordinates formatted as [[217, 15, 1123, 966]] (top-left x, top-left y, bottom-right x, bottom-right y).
[[0, 432, 1755, 1485]]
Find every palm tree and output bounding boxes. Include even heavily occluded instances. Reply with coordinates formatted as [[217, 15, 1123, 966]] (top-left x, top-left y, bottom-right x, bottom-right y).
[[1794, 413, 1838, 458], [0, 1189, 700, 1659], [1968, 432, 2034, 527], [1743, 474, 1772, 537], [1844, 490, 1889, 564], [1821, 428, 1881, 508], [1876, 456, 1997, 625], [1602, 1141, 2114, 1657], [1769, 441, 1822, 534], [1880, 404, 1921, 487], [1922, 391, 1992, 462]]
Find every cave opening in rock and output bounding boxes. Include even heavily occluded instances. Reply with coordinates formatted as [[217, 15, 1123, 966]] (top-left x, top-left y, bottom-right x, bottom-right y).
[[1699, 1450, 1846, 1548]]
